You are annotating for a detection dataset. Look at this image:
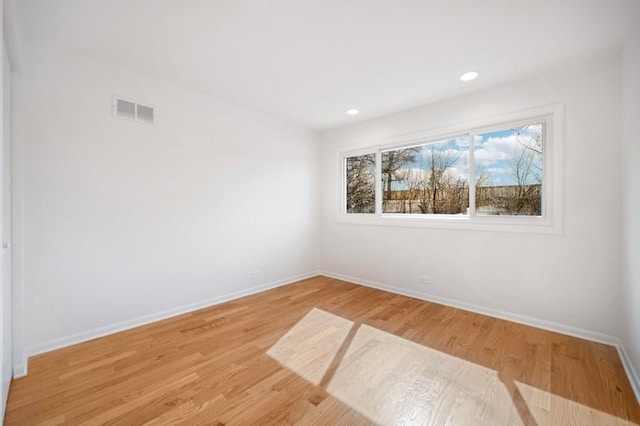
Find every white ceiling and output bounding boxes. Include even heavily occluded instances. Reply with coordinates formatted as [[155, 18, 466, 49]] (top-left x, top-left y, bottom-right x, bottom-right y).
[[11, 0, 640, 131]]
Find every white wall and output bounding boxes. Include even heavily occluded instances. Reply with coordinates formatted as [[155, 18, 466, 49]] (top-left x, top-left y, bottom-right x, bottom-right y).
[[14, 45, 320, 356], [1, 31, 11, 426], [622, 14, 640, 392], [320, 56, 623, 337]]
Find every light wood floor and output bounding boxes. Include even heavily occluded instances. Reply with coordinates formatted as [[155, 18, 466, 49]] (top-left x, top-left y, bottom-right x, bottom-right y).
[[5, 276, 640, 425]]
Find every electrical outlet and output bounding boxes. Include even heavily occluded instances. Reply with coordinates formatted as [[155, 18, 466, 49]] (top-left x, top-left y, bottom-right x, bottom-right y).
[[250, 270, 262, 280], [419, 275, 432, 286]]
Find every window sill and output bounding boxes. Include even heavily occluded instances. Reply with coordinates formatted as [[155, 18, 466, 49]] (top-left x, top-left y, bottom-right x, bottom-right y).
[[335, 213, 562, 235]]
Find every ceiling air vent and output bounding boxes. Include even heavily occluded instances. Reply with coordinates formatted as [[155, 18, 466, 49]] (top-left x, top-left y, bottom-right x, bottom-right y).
[[113, 96, 154, 124]]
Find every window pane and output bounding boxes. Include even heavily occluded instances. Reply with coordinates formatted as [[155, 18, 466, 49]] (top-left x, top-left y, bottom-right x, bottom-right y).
[[474, 124, 543, 216], [346, 154, 376, 213], [381, 137, 469, 214]]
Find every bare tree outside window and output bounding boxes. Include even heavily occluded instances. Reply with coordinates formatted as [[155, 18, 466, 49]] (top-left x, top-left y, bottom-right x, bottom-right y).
[[475, 124, 543, 216], [382, 137, 469, 214], [381, 147, 421, 211], [345, 154, 376, 213]]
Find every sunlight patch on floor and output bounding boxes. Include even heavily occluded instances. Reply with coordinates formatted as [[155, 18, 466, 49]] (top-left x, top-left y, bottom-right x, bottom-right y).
[[515, 381, 637, 426], [326, 323, 521, 425], [267, 308, 636, 425], [267, 308, 353, 385]]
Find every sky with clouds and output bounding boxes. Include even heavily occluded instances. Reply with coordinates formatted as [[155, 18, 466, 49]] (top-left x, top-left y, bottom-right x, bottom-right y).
[[385, 124, 543, 189]]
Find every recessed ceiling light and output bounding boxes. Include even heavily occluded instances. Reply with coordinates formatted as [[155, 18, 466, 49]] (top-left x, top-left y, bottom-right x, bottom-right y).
[[346, 109, 359, 115], [460, 71, 479, 82]]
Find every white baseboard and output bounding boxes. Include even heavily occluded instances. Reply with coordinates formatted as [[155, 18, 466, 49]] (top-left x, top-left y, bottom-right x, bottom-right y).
[[320, 270, 617, 344], [21, 270, 321, 373], [616, 342, 640, 404], [320, 270, 640, 403], [12, 360, 27, 379]]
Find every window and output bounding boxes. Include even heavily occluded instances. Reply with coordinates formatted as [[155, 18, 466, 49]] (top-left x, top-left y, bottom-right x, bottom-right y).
[[339, 105, 562, 233], [381, 136, 470, 215]]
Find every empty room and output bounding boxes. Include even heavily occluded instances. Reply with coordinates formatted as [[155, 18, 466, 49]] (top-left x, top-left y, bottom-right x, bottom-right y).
[[1, 0, 640, 424]]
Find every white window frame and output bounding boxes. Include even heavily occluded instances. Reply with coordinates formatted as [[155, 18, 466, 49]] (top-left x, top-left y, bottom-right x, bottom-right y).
[[335, 104, 564, 234]]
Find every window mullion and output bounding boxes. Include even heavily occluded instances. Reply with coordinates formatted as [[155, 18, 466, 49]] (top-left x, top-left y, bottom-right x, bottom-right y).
[[468, 132, 477, 218], [375, 150, 383, 216], [541, 121, 547, 218]]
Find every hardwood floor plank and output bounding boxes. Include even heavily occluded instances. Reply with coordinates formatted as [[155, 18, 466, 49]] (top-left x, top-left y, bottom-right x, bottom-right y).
[[6, 276, 639, 425]]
